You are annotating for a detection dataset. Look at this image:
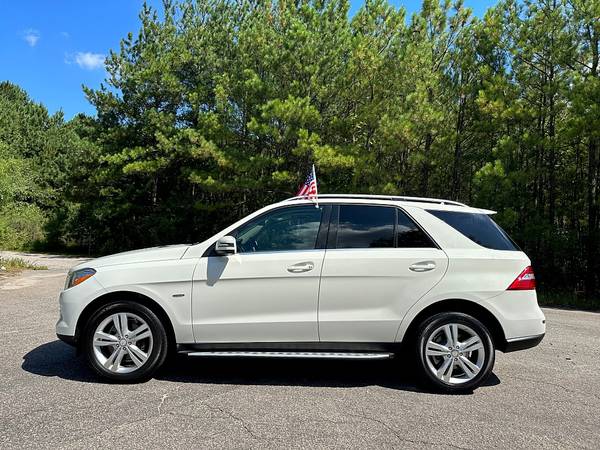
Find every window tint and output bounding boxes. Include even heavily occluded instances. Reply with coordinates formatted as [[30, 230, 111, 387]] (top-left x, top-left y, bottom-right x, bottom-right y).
[[427, 210, 518, 251], [235, 206, 323, 253], [337, 205, 395, 248], [397, 210, 435, 248]]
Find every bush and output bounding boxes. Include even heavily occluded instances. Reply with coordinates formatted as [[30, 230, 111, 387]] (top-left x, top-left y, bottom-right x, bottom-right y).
[[537, 290, 600, 312], [0, 203, 47, 250]]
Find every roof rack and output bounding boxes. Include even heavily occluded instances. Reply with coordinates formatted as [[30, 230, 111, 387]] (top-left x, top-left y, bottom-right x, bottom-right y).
[[283, 194, 467, 207]]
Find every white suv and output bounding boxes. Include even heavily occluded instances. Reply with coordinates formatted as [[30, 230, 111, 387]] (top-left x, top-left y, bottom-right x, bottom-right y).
[[56, 195, 545, 392]]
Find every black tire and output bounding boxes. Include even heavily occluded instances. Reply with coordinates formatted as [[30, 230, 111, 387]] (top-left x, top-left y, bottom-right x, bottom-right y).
[[83, 301, 169, 382], [414, 312, 495, 394]]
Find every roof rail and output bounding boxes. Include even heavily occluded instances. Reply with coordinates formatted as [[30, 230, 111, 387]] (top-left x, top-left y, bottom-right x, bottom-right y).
[[283, 194, 467, 207]]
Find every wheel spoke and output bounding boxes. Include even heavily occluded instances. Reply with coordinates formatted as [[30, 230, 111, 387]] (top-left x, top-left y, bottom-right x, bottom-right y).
[[103, 347, 120, 370], [112, 315, 123, 337], [119, 313, 129, 335], [459, 355, 480, 375], [457, 357, 475, 379], [94, 331, 119, 346], [113, 348, 126, 369], [437, 357, 454, 382], [426, 341, 450, 356], [461, 336, 483, 353], [132, 330, 151, 342], [127, 344, 148, 367], [443, 325, 453, 347], [450, 324, 459, 347], [129, 323, 149, 340]]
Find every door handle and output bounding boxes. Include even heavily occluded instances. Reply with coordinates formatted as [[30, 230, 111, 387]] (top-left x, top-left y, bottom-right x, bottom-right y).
[[409, 261, 436, 272], [287, 262, 314, 273]]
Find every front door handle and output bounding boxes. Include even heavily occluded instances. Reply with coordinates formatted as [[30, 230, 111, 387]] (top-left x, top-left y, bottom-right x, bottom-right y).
[[409, 261, 436, 272], [287, 262, 314, 273]]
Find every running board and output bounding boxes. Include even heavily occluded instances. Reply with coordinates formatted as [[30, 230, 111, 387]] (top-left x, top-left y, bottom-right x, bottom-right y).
[[185, 351, 393, 360]]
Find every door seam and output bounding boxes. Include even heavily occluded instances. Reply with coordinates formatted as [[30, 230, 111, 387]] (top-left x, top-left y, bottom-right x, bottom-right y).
[[316, 249, 327, 342]]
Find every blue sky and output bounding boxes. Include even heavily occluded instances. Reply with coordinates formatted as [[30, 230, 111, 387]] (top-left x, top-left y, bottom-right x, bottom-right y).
[[0, 0, 496, 119]]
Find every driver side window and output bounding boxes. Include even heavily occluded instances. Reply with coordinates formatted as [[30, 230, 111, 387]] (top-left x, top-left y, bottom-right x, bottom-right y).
[[235, 206, 323, 253]]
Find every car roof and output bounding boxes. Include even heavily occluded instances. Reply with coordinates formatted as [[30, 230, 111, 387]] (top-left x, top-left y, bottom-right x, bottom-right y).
[[280, 194, 496, 215]]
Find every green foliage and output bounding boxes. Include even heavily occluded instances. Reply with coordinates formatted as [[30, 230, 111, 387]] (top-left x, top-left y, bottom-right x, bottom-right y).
[[2, 0, 600, 305], [0, 203, 46, 250], [0, 82, 91, 251]]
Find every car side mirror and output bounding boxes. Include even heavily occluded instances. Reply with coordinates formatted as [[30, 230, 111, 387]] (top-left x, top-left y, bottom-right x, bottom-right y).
[[215, 235, 237, 256]]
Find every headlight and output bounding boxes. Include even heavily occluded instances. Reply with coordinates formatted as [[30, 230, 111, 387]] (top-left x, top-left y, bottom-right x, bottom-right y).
[[65, 268, 96, 289]]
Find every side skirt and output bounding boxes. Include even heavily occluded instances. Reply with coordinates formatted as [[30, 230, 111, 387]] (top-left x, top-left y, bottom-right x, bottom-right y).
[[184, 351, 393, 360], [177, 342, 402, 359]]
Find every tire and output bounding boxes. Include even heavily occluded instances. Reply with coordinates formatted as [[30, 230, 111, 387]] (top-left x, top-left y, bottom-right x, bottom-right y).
[[83, 301, 169, 382], [414, 312, 495, 393]]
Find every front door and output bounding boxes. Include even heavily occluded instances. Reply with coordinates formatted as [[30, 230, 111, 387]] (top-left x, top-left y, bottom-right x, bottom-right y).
[[192, 205, 328, 343], [318, 204, 448, 342]]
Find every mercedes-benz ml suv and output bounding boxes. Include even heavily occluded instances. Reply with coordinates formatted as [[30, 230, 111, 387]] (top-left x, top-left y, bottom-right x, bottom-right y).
[[56, 194, 545, 392]]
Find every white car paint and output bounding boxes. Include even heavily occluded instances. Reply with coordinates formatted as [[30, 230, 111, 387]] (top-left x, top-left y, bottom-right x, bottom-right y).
[[57, 195, 546, 351], [191, 249, 324, 342]]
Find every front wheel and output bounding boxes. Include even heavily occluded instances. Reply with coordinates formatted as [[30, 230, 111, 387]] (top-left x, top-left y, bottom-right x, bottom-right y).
[[415, 312, 495, 393], [83, 301, 168, 382]]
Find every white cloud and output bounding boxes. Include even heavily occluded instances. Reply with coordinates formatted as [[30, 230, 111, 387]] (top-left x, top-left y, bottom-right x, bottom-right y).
[[69, 51, 106, 70], [23, 29, 40, 47], [60, 31, 70, 39]]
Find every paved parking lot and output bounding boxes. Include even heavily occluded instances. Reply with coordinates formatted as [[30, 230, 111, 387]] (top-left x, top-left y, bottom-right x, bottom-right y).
[[1, 252, 599, 449]]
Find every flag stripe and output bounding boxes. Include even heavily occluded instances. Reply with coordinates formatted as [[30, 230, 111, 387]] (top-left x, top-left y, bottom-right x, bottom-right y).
[[296, 165, 318, 205]]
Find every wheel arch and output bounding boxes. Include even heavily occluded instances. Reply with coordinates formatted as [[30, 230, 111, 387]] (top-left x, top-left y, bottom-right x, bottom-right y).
[[74, 291, 177, 354], [401, 299, 506, 350]]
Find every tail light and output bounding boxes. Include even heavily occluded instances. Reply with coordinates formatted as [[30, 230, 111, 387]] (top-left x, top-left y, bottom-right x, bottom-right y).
[[507, 266, 536, 290]]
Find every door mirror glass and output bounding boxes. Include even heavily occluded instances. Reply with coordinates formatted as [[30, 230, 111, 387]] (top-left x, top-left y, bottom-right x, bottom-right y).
[[215, 235, 237, 255]]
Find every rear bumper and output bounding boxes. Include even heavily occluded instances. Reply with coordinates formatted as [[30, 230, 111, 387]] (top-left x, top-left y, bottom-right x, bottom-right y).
[[501, 333, 545, 352], [484, 290, 546, 341]]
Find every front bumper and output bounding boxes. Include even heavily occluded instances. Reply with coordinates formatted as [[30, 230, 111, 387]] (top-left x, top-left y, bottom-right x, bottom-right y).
[[55, 277, 106, 341], [57, 333, 77, 346]]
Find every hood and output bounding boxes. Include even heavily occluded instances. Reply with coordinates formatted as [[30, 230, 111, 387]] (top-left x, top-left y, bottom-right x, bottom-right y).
[[71, 244, 191, 271]]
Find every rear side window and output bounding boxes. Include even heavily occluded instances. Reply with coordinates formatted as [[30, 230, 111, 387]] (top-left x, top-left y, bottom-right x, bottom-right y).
[[427, 210, 518, 251], [337, 205, 395, 248], [397, 210, 435, 248], [335, 205, 436, 249]]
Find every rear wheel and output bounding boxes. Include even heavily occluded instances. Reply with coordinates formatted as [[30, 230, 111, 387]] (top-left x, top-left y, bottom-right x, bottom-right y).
[[83, 301, 168, 382], [415, 312, 495, 393]]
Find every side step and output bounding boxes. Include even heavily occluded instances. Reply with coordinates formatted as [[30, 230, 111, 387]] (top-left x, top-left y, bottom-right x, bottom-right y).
[[185, 351, 393, 360]]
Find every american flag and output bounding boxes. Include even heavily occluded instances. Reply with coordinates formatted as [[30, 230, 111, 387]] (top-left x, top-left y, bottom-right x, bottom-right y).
[[297, 164, 318, 206]]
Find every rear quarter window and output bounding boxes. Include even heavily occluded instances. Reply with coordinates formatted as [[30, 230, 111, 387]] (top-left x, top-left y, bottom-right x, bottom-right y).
[[427, 210, 519, 251]]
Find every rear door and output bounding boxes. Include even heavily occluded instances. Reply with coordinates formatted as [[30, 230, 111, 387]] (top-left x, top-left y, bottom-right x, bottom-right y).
[[318, 204, 448, 342]]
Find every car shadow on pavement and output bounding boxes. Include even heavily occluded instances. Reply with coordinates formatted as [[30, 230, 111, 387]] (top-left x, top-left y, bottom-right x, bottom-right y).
[[22, 340, 500, 394]]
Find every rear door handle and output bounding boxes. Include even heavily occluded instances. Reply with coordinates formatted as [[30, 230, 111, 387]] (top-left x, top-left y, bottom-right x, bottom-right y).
[[409, 261, 436, 272], [287, 262, 314, 273]]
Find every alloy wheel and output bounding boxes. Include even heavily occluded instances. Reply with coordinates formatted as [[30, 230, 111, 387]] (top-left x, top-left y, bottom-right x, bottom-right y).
[[92, 312, 154, 373], [424, 323, 485, 385]]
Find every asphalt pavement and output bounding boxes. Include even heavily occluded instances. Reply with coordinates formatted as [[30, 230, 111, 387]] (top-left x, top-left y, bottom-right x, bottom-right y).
[[1, 251, 599, 449]]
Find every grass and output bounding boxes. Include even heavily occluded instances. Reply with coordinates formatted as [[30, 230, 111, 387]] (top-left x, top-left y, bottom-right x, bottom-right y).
[[538, 290, 600, 312], [0, 256, 48, 272]]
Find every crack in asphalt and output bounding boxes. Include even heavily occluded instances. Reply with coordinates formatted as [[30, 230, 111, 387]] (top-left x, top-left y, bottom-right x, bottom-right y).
[[196, 402, 262, 440], [347, 411, 472, 450], [157, 393, 169, 414]]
